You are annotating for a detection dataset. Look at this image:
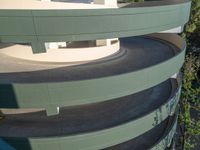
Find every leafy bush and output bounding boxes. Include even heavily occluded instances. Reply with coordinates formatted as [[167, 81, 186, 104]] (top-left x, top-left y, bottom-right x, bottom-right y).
[[179, 53, 200, 150], [179, 0, 200, 149]]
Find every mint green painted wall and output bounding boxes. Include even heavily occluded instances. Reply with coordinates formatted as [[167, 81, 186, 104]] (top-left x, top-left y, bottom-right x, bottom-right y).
[[0, 1, 191, 150], [0, 2, 191, 53], [0, 34, 186, 115]]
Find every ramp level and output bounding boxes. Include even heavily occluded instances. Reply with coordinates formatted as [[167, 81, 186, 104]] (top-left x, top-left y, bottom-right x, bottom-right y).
[[0, 0, 191, 150], [0, 0, 190, 53]]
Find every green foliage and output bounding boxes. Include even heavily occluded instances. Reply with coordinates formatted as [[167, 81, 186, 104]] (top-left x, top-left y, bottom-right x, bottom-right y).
[[121, 0, 200, 149], [179, 53, 200, 149], [179, 0, 200, 149], [182, 0, 200, 48]]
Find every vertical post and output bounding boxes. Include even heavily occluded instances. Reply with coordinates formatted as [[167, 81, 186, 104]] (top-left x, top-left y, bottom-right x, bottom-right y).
[[93, 0, 118, 8], [31, 41, 46, 54], [94, 0, 118, 46], [46, 106, 60, 116], [41, 0, 51, 1]]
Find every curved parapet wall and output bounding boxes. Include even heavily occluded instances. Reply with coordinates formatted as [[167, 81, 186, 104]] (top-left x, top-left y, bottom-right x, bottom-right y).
[[0, 79, 180, 137], [0, 0, 191, 53], [105, 111, 178, 150], [0, 33, 186, 115], [4, 116, 177, 150], [0, 0, 191, 150], [0, 40, 120, 63], [151, 115, 178, 150], [1, 81, 180, 150], [2, 113, 178, 150]]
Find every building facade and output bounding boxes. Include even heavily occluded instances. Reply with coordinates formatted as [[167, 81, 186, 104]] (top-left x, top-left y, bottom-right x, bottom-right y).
[[0, 0, 191, 149]]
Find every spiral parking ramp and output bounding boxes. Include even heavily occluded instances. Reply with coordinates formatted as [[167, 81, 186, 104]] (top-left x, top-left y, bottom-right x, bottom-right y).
[[0, 0, 191, 150]]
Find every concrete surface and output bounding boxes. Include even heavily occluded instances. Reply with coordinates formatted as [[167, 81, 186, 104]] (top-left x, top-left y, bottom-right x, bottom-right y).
[[105, 115, 176, 150], [0, 79, 177, 137], [0, 36, 177, 83]]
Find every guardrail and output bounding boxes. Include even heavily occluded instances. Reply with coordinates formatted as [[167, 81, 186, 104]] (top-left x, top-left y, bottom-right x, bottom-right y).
[[0, 0, 191, 149], [0, 33, 186, 115], [151, 110, 178, 150], [0, 0, 190, 53], [2, 82, 180, 150]]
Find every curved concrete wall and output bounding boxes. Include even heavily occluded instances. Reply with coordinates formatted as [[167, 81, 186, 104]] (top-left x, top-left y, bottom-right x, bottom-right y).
[[2, 113, 179, 150], [0, 33, 186, 115], [0, 40, 120, 63], [0, 0, 191, 150], [0, 0, 190, 53]]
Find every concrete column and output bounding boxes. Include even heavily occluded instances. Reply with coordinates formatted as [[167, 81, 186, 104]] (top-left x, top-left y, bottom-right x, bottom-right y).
[[93, 0, 117, 8], [45, 42, 67, 49], [40, 0, 69, 50], [96, 38, 118, 47], [93, 0, 118, 46], [96, 39, 107, 46]]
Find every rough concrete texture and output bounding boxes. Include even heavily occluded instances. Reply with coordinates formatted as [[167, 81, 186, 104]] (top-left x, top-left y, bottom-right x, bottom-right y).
[[0, 36, 176, 83], [105, 115, 176, 150], [0, 79, 177, 137]]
